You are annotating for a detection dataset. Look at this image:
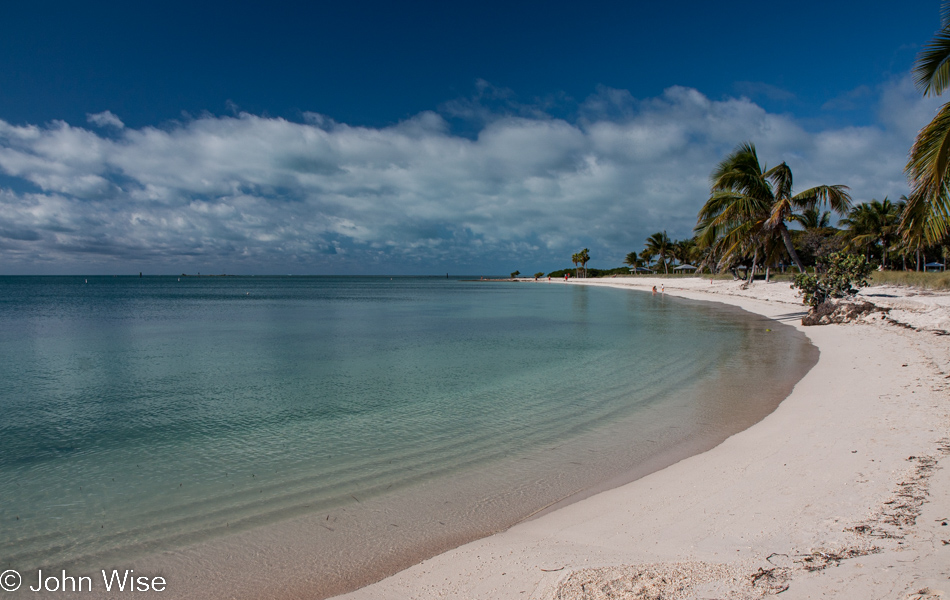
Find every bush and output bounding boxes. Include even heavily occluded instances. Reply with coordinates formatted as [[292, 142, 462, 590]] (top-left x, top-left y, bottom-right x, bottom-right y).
[[793, 252, 873, 308]]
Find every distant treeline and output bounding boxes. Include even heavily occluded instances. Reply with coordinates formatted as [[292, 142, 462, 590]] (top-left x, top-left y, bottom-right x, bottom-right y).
[[546, 266, 630, 278]]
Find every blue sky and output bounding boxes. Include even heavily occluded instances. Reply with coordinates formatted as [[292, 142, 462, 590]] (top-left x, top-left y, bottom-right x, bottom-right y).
[[0, 0, 945, 274]]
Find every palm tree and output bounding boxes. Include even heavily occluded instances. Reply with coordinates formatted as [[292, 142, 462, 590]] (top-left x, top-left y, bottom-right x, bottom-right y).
[[899, 198, 930, 271], [639, 249, 655, 272], [839, 203, 877, 261], [905, 2, 950, 244], [696, 142, 852, 273], [672, 238, 697, 267], [790, 207, 832, 231], [644, 232, 672, 274], [570, 249, 590, 278], [623, 251, 639, 267], [840, 198, 903, 268]]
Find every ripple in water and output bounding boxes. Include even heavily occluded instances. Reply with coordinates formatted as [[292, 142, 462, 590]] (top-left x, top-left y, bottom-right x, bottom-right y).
[[0, 276, 816, 598]]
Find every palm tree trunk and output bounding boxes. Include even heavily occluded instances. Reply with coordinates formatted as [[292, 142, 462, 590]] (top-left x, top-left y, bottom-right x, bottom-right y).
[[779, 225, 805, 272], [765, 266, 771, 283], [747, 250, 758, 284]]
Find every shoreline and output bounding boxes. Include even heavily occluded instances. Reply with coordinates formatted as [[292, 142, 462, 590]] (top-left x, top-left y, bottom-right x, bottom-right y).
[[115, 283, 815, 600], [337, 277, 950, 599], [14, 279, 816, 600]]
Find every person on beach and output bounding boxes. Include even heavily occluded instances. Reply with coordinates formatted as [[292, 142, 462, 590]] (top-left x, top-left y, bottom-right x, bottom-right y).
[[652, 286, 657, 294], [661, 285, 665, 294]]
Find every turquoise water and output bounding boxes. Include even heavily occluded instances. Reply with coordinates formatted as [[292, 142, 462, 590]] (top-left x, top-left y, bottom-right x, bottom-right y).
[[0, 276, 814, 594]]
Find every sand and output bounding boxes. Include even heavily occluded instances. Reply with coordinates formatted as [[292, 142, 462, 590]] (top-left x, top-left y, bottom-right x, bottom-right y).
[[336, 277, 950, 600]]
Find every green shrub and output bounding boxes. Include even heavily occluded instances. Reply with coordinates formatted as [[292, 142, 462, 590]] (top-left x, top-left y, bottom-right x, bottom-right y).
[[793, 252, 873, 308]]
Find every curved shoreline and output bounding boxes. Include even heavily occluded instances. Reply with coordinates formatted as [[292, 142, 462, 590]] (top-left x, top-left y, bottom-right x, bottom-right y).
[[336, 277, 950, 599], [86, 279, 813, 600], [519, 292, 816, 526], [10, 278, 818, 600]]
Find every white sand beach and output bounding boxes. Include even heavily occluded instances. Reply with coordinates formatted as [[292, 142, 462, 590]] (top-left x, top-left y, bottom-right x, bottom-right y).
[[337, 277, 950, 600]]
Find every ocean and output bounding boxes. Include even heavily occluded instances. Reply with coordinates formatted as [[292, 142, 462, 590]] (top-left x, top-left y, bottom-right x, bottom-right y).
[[0, 276, 815, 598]]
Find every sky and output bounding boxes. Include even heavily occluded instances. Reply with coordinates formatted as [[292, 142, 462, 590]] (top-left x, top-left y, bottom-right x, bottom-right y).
[[0, 0, 946, 275]]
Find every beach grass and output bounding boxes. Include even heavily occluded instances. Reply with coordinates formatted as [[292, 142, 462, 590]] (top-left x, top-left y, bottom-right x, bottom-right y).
[[598, 270, 950, 290], [871, 270, 950, 290]]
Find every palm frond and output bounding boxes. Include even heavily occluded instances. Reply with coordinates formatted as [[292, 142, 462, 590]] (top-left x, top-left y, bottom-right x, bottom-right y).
[[790, 207, 832, 230], [766, 197, 793, 229], [694, 214, 721, 249], [905, 100, 950, 243], [916, 28, 950, 96], [764, 163, 793, 201], [698, 191, 770, 224], [902, 183, 950, 244], [711, 143, 772, 201], [792, 185, 853, 214], [907, 101, 950, 191]]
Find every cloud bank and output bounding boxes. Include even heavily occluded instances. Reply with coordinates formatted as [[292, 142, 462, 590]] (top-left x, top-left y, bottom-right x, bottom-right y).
[[0, 78, 941, 274]]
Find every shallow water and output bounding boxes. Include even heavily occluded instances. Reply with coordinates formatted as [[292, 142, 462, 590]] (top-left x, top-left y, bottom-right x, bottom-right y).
[[0, 276, 815, 598]]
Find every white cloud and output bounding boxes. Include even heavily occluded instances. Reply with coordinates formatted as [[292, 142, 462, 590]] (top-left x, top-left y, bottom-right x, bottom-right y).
[[86, 110, 125, 129], [0, 77, 939, 274]]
